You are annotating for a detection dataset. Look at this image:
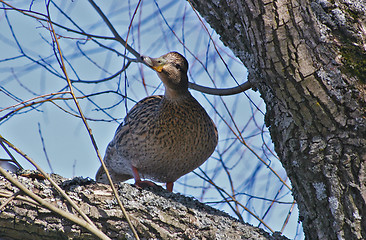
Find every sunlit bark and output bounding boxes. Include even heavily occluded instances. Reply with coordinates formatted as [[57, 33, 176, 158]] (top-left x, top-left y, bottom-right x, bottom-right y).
[[189, 0, 366, 239], [0, 173, 279, 239]]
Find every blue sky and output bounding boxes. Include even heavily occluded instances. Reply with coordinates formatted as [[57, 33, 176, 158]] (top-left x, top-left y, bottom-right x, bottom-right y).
[[0, 1, 303, 238]]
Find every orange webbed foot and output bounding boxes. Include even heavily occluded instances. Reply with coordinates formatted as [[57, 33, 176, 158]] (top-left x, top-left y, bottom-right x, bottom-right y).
[[132, 166, 174, 191], [132, 166, 157, 189], [134, 180, 157, 189]]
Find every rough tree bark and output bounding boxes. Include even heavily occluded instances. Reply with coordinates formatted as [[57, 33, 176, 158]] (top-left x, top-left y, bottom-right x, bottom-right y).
[[189, 0, 366, 239], [0, 173, 286, 240], [1, 1, 365, 239]]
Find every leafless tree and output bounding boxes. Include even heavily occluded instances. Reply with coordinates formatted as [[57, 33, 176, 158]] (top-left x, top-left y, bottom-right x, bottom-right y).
[[2, 0, 363, 239]]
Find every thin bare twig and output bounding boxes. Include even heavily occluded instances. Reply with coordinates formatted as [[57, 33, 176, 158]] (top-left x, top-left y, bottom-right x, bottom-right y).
[[0, 190, 21, 212], [0, 191, 38, 206], [88, 0, 141, 59], [38, 123, 54, 173], [46, 5, 140, 240], [0, 140, 23, 170], [281, 200, 297, 233], [0, 90, 130, 123], [195, 169, 274, 233]]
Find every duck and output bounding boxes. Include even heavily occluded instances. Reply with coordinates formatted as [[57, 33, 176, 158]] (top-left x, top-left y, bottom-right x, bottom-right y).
[[96, 52, 218, 192]]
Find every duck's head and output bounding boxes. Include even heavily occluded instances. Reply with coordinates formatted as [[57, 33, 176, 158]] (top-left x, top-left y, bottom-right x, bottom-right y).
[[142, 52, 189, 99]]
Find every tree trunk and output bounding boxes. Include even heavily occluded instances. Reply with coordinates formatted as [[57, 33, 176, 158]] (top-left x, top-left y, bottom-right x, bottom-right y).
[[0, 173, 286, 240], [189, 0, 366, 239]]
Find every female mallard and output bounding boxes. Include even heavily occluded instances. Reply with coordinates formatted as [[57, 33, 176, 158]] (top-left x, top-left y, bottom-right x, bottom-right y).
[[96, 52, 218, 191]]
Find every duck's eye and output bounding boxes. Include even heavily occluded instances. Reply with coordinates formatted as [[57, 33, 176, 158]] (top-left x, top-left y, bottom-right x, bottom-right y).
[[175, 63, 181, 70]]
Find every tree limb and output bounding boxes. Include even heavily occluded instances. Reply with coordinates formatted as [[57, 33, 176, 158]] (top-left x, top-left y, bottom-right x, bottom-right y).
[[0, 172, 287, 240], [0, 168, 110, 240], [188, 81, 252, 96]]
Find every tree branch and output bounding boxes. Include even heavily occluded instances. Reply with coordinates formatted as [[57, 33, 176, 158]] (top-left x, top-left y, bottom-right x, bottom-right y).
[[0, 172, 287, 240], [188, 81, 252, 96], [0, 168, 110, 239]]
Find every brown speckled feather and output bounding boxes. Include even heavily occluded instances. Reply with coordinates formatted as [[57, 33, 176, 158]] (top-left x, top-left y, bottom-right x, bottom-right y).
[[96, 52, 218, 189]]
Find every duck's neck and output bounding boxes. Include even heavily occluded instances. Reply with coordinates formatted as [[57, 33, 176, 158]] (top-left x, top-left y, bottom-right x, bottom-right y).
[[164, 86, 191, 101]]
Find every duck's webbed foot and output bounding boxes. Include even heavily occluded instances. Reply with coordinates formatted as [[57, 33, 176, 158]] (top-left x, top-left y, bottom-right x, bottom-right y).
[[132, 166, 174, 191], [135, 180, 157, 188], [132, 166, 157, 189]]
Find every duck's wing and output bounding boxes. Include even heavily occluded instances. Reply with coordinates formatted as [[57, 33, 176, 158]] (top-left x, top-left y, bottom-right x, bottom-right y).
[[95, 95, 164, 183]]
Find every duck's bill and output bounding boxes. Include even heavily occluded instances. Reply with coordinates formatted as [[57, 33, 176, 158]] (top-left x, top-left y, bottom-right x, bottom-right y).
[[142, 56, 165, 73]]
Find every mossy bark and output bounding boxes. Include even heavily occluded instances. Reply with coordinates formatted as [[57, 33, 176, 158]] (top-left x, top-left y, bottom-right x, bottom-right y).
[[189, 0, 366, 239]]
